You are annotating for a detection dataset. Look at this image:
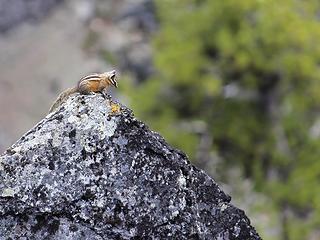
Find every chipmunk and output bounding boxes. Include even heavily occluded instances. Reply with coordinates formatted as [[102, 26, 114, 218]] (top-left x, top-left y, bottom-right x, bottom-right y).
[[49, 70, 118, 113]]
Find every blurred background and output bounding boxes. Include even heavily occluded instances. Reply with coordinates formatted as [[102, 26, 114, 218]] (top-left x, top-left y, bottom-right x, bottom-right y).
[[0, 0, 320, 239]]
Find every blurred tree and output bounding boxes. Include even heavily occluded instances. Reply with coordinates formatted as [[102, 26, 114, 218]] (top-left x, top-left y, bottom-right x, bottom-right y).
[[124, 0, 320, 239]]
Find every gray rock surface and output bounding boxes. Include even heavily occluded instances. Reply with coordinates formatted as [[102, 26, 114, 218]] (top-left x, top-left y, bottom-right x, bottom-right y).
[[0, 94, 261, 239], [0, 0, 63, 32]]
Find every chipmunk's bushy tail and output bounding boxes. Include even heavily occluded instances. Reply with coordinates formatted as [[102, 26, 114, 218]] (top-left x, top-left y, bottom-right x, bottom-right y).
[[49, 87, 78, 113]]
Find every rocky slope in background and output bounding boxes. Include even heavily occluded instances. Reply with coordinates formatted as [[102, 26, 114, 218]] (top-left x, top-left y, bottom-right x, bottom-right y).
[[0, 94, 260, 239], [0, 0, 63, 32], [0, 0, 154, 153]]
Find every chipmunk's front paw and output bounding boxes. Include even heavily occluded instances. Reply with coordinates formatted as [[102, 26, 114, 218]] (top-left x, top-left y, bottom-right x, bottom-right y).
[[101, 91, 111, 99]]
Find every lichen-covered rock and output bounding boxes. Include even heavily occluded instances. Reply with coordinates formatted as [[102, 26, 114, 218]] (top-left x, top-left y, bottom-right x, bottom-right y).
[[0, 94, 261, 239]]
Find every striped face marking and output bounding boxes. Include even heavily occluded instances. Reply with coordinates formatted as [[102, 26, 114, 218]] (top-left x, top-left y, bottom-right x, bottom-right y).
[[108, 70, 118, 88]]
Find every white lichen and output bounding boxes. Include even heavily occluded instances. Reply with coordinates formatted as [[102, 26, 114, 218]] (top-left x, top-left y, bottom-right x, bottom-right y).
[[221, 203, 228, 212], [12, 146, 22, 153], [67, 115, 78, 124], [234, 225, 241, 237], [177, 174, 186, 188], [110, 167, 117, 176], [0, 158, 3, 171], [1, 187, 16, 197]]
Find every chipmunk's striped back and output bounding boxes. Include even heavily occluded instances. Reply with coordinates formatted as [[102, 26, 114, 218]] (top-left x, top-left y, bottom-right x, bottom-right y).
[[80, 73, 101, 82]]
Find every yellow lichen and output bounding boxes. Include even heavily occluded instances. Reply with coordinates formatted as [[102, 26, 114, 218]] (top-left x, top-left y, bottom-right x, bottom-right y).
[[110, 102, 121, 114]]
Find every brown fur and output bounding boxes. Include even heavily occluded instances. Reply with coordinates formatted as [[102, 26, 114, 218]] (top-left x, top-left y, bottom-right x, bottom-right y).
[[49, 70, 117, 113]]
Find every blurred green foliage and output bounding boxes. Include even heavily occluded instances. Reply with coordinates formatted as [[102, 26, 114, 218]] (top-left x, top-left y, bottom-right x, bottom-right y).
[[125, 0, 320, 239]]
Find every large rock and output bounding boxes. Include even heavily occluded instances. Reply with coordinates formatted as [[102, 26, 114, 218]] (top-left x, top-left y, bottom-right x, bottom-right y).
[[0, 94, 261, 239]]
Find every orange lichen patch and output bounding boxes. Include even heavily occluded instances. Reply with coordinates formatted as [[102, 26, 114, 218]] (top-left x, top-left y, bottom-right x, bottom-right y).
[[110, 102, 121, 114]]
